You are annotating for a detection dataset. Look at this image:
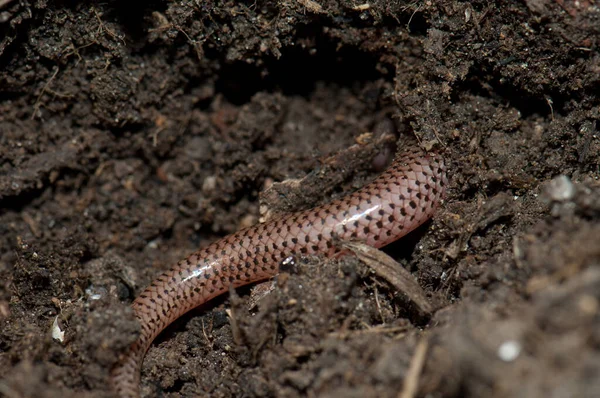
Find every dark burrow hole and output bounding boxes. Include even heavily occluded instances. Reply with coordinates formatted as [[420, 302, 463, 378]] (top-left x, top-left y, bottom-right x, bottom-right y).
[[214, 25, 387, 105]]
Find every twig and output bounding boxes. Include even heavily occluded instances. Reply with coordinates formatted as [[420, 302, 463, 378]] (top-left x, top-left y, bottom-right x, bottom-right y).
[[339, 240, 433, 315], [31, 67, 59, 120], [398, 337, 429, 398]]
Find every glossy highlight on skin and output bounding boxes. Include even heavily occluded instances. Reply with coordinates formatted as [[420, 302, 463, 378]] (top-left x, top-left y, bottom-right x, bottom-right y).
[[111, 144, 448, 397]]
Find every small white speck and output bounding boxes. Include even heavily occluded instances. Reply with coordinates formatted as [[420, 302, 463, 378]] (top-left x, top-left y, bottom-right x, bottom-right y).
[[52, 316, 65, 343], [546, 175, 575, 202], [498, 340, 521, 362]]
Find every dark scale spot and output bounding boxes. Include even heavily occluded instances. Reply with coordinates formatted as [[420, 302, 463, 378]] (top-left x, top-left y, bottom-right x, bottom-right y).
[[270, 263, 276, 270], [416, 192, 422, 199], [261, 267, 267, 272], [238, 253, 244, 260], [163, 290, 169, 295], [389, 203, 396, 209], [317, 234, 323, 241], [432, 188, 438, 195], [388, 215, 395, 223], [355, 205, 360, 211], [312, 245, 318, 251], [373, 235, 379, 241], [321, 218, 326, 225], [272, 243, 278, 250], [236, 274, 242, 280], [440, 180, 446, 187], [375, 193, 382, 199], [409, 200, 417, 209], [363, 226, 370, 234], [267, 232, 271, 237], [304, 235, 309, 243], [194, 287, 201, 293], [400, 207, 407, 216], [343, 210, 349, 217], [325, 208, 331, 214], [386, 187, 391, 192], [351, 232, 358, 238], [212, 253, 218, 260], [353, 220, 359, 228], [162, 309, 167, 316], [245, 272, 251, 278], [332, 214, 338, 221], [376, 221, 384, 228], [387, 230, 392, 236], [172, 277, 177, 283], [431, 176, 438, 183], [407, 188, 413, 193], [366, 198, 372, 204], [378, 209, 385, 216], [140, 294, 148, 299], [415, 180, 421, 186], [326, 241, 333, 248], [277, 228, 282, 234], [262, 257, 268, 263], [410, 215, 415, 221], [365, 215, 372, 221], [282, 241, 288, 247], [204, 273, 211, 280], [342, 225, 348, 232], [150, 298, 156, 303], [212, 280, 218, 285], [297, 223, 302, 228], [221, 250, 226, 256], [300, 247, 307, 254], [229, 276, 235, 282], [424, 196, 430, 202], [424, 184, 430, 190], [157, 294, 163, 299], [246, 250, 251, 256]]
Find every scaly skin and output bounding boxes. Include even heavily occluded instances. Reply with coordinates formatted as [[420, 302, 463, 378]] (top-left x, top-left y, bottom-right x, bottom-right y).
[[111, 145, 447, 397]]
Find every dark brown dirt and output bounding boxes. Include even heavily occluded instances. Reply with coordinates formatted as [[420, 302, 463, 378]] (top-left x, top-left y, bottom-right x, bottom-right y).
[[1, 1, 599, 397]]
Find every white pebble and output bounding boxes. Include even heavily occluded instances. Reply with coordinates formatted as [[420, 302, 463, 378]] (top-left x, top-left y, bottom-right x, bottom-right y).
[[498, 340, 521, 362], [546, 175, 575, 202]]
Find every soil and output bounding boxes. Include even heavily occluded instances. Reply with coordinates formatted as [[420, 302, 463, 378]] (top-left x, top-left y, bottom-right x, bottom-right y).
[[1, 1, 599, 397]]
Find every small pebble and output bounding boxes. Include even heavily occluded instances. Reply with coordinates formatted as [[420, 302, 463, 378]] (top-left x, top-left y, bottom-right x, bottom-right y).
[[546, 175, 575, 202]]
